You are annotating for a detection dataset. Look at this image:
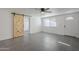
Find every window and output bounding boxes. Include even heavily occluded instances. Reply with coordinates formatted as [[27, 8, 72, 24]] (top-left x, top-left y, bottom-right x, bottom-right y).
[[50, 20, 56, 27], [43, 19, 50, 27], [43, 17, 56, 27]]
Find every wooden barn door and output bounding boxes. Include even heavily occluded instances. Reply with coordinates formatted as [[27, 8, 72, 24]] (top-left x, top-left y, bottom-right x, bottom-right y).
[[13, 14, 24, 38]]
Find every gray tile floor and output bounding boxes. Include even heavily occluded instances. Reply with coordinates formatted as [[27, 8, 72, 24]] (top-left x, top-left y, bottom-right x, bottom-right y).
[[0, 32, 79, 51]]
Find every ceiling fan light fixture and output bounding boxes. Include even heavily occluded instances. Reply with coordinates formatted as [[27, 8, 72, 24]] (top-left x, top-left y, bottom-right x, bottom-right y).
[[41, 11, 45, 14]]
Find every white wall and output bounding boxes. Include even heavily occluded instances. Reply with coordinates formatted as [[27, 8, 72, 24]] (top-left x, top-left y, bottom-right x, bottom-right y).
[[0, 8, 41, 40], [64, 12, 79, 38], [30, 16, 41, 33], [42, 15, 64, 35], [0, 9, 13, 40], [42, 12, 79, 38]]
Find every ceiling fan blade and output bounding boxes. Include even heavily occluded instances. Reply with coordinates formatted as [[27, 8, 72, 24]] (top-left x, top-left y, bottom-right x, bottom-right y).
[[45, 8, 50, 10], [45, 11, 52, 13]]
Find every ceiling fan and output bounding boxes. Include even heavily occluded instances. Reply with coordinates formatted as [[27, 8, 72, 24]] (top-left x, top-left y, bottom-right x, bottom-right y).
[[40, 8, 52, 13]]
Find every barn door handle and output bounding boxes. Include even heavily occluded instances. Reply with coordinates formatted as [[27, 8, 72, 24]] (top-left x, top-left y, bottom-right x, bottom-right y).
[[64, 25, 66, 28]]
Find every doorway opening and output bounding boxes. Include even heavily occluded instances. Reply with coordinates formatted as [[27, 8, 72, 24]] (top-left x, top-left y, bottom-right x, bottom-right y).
[[24, 16, 30, 34]]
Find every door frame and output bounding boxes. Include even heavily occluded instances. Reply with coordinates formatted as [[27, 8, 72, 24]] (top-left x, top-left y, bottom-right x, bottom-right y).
[[24, 16, 31, 33]]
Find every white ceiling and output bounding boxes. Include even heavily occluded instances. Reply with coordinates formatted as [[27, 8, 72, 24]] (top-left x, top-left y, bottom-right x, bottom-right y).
[[4, 8, 41, 16], [40, 8, 79, 17], [10, 8, 41, 16], [2, 8, 79, 17]]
